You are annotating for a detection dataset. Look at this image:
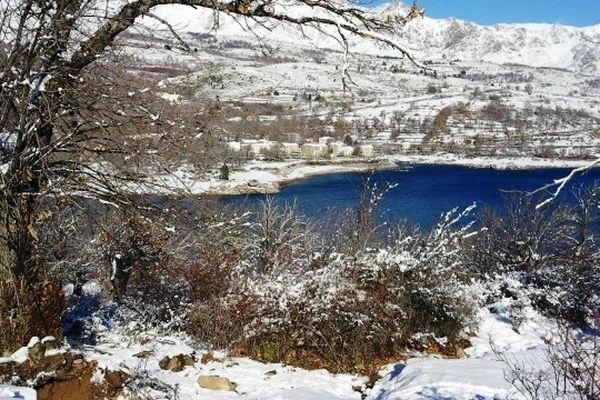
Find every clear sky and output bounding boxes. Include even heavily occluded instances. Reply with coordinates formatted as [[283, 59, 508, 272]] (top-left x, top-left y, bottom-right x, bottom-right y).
[[386, 0, 600, 27]]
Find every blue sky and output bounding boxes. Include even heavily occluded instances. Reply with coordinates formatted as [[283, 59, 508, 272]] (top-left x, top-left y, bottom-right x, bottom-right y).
[[382, 0, 600, 27]]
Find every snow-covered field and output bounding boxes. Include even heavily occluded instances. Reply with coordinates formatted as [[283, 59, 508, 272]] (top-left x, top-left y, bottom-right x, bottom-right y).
[[1, 283, 559, 400], [0, 312, 552, 400], [0, 385, 36, 400]]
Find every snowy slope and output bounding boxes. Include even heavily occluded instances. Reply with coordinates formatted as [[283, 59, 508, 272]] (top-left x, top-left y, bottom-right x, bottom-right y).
[[371, 307, 553, 400], [141, 0, 600, 72], [0, 385, 36, 399]]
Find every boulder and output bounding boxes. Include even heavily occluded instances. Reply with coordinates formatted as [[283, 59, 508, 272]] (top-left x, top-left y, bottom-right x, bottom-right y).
[[181, 354, 195, 367], [158, 354, 195, 372], [27, 338, 45, 362], [1, 348, 129, 400], [197, 375, 237, 391], [41, 336, 58, 351]]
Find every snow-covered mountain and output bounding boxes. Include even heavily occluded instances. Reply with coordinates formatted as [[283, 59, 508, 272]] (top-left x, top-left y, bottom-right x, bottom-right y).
[[376, 2, 600, 73], [145, 0, 600, 73]]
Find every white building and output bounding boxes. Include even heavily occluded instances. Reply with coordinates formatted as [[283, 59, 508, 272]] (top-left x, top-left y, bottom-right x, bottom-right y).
[[281, 142, 301, 157], [242, 140, 278, 156], [227, 141, 241, 152], [301, 143, 329, 159], [357, 144, 374, 157], [329, 141, 353, 157], [318, 136, 335, 145]]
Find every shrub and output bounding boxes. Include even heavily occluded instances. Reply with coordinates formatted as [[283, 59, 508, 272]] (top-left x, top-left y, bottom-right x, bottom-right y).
[[496, 320, 600, 400], [0, 277, 64, 354], [219, 163, 230, 180], [464, 188, 600, 326], [187, 207, 477, 374], [428, 105, 453, 135]]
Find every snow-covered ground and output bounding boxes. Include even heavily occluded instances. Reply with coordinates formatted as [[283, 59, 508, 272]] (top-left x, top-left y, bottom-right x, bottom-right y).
[[0, 385, 36, 400], [72, 311, 552, 399], [373, 307, 552, 400], [0, 283, 559, 400]]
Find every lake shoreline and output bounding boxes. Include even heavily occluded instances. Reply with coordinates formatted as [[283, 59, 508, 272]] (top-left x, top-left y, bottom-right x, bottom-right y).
[[148, 154, 599, 196], [210, 154, 599, 196]]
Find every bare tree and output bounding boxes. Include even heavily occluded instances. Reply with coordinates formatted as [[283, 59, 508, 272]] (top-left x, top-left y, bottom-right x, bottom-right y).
[[255, 197, 310, 273], [496, 321, 600, 400], [0, 0, 425, 349]]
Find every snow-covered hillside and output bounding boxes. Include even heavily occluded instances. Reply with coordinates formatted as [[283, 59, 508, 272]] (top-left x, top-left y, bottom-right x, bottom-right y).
[[144, 0, 600, 72]]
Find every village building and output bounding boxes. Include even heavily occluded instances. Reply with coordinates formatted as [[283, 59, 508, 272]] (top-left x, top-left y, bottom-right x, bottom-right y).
[[357, 144, 375, 157], [301, 143, 329, 158], [281, 142, 301, 157]]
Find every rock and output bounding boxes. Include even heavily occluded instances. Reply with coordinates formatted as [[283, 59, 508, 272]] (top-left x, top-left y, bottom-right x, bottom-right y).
[[0, 359, 16, 381], [159, 354, 195, 372], [41, 336, 58, 351], [34, 354, 97, 400], [247, 179, 259, 187], [158, 356, 171, 370], [167, 357, 184, 372], [27, 337, 45, 362], [181, 354, 195, 366], [103, 369, 131, 390], [37, 370, 93, 400], [91, 368, 131, 400], [200, 352, 222, 364], [1, 349, 119, 400], [264, 370, 277, 376], [197, 375, 237, 391]]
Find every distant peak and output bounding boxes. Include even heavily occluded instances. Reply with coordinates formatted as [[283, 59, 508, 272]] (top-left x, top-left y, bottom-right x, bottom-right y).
[[372, 0, 410, 15]]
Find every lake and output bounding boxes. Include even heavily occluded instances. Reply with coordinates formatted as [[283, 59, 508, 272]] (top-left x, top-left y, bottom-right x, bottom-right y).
[[222, 164, 600, 229]]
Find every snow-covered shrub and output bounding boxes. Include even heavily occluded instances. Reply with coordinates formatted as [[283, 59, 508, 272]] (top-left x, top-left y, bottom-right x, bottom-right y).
[[464, 188, 600, 326], [331, 176, 398, 254], [188, 207, 478, 373], [464, 194, 576, 275], [251, 198, 313, 273], [497, 320, 600, 400]]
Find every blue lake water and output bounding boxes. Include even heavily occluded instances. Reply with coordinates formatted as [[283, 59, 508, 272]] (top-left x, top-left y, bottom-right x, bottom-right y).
[[222, 164, 600, 229]]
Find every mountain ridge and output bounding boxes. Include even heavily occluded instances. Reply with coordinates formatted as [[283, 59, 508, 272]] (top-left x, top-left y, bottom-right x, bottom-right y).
[[143, 1, 600, 72]]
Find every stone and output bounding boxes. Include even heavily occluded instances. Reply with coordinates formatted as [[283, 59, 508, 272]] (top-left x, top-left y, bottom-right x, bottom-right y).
[[158, 356, 172, 370], [41, 336, 58, 351], [200, 352, 222, 364], [37, 370, 93, 400], [34, 354, 97, 400], [0, 359, 16, 381], [103, 369, 131, 389], [27, 338, 46, 362], [159, 354, 195, 372], [197, 375, 237, 391], [168, 358, 184, 372], [264, 370, 277, 376], [181, 354, 195, 366]]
